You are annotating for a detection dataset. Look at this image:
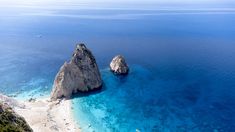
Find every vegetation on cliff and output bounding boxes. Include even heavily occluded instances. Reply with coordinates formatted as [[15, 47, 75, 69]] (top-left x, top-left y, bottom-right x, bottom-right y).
[[0, 103, 32, 132]]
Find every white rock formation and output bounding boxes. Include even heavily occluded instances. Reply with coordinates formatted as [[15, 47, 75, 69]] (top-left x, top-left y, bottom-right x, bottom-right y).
[[0, 94, 25, 109], [51, 44, 102, 101], [110, 55, 129, 75]]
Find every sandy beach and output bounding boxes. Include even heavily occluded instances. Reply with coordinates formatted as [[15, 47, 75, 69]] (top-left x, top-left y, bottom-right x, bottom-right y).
[[15, 98, 80, 132]]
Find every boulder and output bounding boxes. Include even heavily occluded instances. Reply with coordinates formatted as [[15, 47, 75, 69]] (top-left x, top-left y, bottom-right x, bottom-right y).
[[51, 44, 102, 101], [0, 103, 33, 132], [110, 55, 129, 75]]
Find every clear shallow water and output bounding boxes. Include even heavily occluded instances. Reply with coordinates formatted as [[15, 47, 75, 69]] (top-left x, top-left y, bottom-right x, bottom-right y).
[[1, 5, 235, 132], [72, 65, 235, 132]]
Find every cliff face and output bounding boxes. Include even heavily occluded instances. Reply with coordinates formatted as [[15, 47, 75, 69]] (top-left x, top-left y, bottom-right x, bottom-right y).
[[51, 44, 102, 100], [0, 103, 33, 132]]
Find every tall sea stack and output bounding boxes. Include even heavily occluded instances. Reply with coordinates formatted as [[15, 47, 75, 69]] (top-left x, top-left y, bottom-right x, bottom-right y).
[[51, 43, 102, 101]]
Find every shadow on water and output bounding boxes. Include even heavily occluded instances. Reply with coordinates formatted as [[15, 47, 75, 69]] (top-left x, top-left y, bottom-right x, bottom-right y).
[[71, 85, 106, 99], [71, 73, 129, 99]]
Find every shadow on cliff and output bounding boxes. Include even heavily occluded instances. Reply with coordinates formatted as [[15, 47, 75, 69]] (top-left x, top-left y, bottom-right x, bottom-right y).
[[71, 83, 107, 99]]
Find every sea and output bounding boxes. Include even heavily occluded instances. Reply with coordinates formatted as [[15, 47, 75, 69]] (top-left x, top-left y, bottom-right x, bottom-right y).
[[0, 2, 235, 132]]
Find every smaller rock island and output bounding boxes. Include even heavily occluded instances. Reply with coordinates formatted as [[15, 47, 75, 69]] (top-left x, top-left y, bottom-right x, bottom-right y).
[[110, 55, 129, 75], [51, 43, 102, 101]]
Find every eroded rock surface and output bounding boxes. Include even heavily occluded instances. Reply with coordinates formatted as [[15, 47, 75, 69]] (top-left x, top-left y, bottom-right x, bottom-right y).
[[51, 44, 102, 100], [110, 55, 129, 75]]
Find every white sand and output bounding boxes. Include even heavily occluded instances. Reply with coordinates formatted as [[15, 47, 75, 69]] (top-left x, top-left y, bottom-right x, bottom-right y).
[[15, 98, 81, 132]]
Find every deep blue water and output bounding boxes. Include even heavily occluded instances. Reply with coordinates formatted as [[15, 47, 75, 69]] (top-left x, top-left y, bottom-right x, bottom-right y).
[[1, 4, 235, 132]]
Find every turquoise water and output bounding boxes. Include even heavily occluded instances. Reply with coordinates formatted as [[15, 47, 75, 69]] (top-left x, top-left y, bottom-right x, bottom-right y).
[[1, 3, 235, 132], [72, 65, 235, 131]]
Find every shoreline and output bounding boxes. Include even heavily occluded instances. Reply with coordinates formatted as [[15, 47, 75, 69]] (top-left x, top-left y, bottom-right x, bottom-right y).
[[15, 97, 80, 132]]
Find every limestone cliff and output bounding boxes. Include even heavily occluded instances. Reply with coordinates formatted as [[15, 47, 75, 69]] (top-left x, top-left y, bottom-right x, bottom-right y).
[[51, 44, 102, 100]]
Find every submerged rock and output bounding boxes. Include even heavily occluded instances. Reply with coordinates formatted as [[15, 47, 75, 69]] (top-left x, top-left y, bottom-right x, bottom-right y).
[[28, 98, 36, 103], [0, 103, 33, 132], [110, 55, 129, 75], [51, 43, 102, 101]]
